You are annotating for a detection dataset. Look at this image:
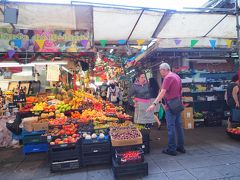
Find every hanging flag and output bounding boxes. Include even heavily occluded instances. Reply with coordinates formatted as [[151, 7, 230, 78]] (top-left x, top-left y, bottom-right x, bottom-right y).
[[117, 40, 126, 45], [190, 39, 198, 48], [136, 39, 145, 46], [13, 39, 22, 48], [8, 50, 15, 58], [174, 39, 182, 46], [209, 40, 216, 49], [80, 40, 88, 48], [226, 39, 232, 48], [35, 40, 45, 50], [100, 40, 107, 48]]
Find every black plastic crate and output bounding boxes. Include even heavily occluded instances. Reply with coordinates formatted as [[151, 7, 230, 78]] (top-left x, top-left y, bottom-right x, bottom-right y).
[[82, 152, 111, 166], [112, 144, 143, 154], [112, 158, 148, 178], [226, 131, 240, 141], [23, 135, 47, 145], [49, 143, 80, 162], [82, 141, 111, 154], [50, 159, 80, 172], [114, 147, 144, 165]]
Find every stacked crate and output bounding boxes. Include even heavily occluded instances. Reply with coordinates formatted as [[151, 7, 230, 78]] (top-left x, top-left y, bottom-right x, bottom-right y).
[[112, 145, 148, 178], [49, 141, 81, 172], [81, 136, 111, 166], [22, 130, 48, 154]]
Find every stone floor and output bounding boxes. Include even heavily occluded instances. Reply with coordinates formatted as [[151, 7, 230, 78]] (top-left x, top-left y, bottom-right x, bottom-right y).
[[1, 126, 240, 180]]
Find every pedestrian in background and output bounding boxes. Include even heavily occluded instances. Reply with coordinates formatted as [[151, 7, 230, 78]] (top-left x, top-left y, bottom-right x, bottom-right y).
[[149, 77, 161, 129]]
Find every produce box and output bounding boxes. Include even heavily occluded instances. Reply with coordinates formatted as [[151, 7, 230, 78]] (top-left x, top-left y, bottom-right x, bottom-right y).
[[110, 127, 143, 147], [82, 152, 111, 166], [182, 118, 194, 129], [114, 148, 144, 165], [82, 141, 111, 153], [23, 143, 48, 154], [22, 129, 46, 136], [23, 135, 47, 145], [112, 158, 148, 178], [32, 122, 49, 131], [82, 135, 110, 144], [49, 142, 81, 162], [181, 107, 194, 129], [81, 140, 111, 166], [226, 131, 240, 141], [50, 159, 80, 172]]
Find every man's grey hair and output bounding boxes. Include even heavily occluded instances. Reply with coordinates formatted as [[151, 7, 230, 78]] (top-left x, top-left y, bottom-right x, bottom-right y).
[[159, 63, 171, 70]]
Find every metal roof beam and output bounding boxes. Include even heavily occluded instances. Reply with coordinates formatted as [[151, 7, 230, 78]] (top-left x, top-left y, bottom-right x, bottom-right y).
[[151, 10, 173, 38], [126, 9, 144, 44], [203, 14, 228, 37]]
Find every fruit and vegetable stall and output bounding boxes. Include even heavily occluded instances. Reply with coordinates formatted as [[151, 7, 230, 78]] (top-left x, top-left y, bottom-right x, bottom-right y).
[[2, 89, 149, 177]]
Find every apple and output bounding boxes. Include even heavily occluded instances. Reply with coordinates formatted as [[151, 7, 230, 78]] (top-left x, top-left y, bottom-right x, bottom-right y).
[[50, 142, 55, 145]]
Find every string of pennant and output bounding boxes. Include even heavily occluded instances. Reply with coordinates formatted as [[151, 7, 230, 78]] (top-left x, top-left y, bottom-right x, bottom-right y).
[[6, 38, 234, 58]]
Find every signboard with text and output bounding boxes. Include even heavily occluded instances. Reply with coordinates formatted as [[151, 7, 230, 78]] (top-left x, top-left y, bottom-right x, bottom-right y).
[[0, 28, 90, 53]]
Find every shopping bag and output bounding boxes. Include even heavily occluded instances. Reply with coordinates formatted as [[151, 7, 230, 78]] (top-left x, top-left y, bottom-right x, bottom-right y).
[[166, 97, 184, 115], [231, 108, 240, 122], [158, 105, 164, 120]]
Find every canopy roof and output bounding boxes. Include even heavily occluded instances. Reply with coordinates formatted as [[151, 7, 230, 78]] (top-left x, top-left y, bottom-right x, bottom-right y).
[[0, 3, 237, 43]]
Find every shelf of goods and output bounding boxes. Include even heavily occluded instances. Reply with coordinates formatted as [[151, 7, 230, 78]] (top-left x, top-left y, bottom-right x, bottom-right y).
[[180, 73, 230, 126]]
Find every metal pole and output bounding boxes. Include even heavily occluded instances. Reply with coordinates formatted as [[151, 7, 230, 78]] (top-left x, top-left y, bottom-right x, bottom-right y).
[[236, 0, 240, 64]]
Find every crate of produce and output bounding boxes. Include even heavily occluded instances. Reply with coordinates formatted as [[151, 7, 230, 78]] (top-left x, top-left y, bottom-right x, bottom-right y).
[[82, 134, 110, 144], [22, 129, 46, 136], [226, 128, 240, 141], [23, 143, 48, 154], [114, 148, 144, 165], [82, 140, 111, 153], [112, 158, 148, 178], [110, 127, 142, 147], [82, 152, 111, 166], [50, 159, 80, 172], [49, 142, 80, 162], [23, 135, 47, 145]]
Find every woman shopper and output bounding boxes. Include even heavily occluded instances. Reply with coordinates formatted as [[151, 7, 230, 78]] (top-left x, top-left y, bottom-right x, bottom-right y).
[[225, 74, 240, 128], [149, 77, 161, 129], [129, 72, 154, 126]]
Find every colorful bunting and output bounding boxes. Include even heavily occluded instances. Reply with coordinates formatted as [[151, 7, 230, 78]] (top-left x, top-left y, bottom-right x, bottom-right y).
[[226, 39, 232, 48], [80, 40, 88, 48], [174, 39, 182, 46], [7, 49, 15, 58], [136, 39, 145, 46], [35, 40, 45, 50], [190, 39, 198, 48], [100, 40, 107, 48], [209, 40, 216, 49], [117, 40, 126, 45], [13, 39, 22, 48]]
